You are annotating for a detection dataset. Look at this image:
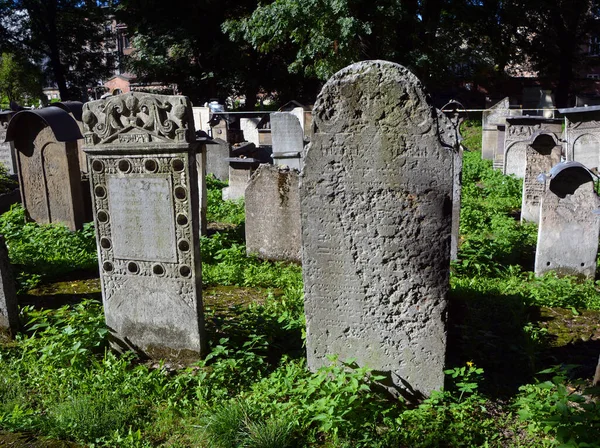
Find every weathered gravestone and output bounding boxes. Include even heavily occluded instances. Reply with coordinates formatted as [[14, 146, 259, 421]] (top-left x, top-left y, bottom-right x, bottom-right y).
[[521, 133, 562, 223], [246, 164, 301, 263], [205, 137, 230, 181], [6, 108, 86, 231], [82, 92, 206, 358], [482, 98, 511, 161], [301, 61, 454, 398], [270, 112, 304, 170], [50, 101, 87, 174], [535, 161, 600, 279], [503, 117, 563, 179], [240, 117, 261, 146], [0, 111, 17, 174], [0, 235, 18, 336], [559, 105, 600, 171], [440, 101, 467, 261]]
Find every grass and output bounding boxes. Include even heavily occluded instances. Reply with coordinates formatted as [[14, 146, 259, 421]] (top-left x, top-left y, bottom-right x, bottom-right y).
[[0, 130, 600, 447]]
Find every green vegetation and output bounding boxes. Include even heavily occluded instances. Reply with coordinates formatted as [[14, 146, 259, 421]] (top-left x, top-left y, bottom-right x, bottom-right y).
[[1, 129, 600, 446]]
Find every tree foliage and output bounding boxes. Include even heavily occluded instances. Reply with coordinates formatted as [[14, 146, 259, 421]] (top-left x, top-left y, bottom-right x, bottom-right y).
[[0, 0, 115, 101], [0, 52, 43, 107]]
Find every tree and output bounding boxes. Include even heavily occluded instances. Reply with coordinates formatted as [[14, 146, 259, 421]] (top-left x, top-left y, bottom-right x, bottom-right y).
[[0, 52, 43, 107], [511, 0, 600, 107], [0, 0, 115, 101]]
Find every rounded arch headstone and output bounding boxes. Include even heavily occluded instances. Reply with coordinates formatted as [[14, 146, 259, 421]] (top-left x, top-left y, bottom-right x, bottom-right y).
[[301, 60, 454, 398], [535, 162, 600, 279], [5, 108, 85, 230]]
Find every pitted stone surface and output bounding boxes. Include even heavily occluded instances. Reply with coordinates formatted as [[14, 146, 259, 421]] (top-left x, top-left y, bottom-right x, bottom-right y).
[[535, 163, 600, 279], [521, 135, 561, 223], [14, 123, 85, 231], [301, 60, 453, 398], [246, 164, 301, 262], [0, 235, 18, 336], [83, 92, 206, 358]]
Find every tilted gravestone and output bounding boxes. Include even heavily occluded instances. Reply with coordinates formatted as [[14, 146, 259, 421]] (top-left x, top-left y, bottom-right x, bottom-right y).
[[301, 61, 454, 398], [0, 235, 18, 337], [82, 92, 206, 358], [521, 133, 562, 223], [245, 164, 301, 263], [535, 162, 600, 279], [559, 105, 600, 171], [270, 112, 304, 170], [6, 108, 86, 231], [0, 111, 17, 174]]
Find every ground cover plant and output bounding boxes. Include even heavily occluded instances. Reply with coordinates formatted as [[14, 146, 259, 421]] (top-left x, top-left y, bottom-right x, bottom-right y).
[[1, 126, 600, 446]]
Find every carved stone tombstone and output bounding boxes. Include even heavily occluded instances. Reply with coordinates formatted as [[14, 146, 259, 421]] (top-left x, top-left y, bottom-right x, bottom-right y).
[[0, 111, 17, 174], [503, 117, 563, 179], [245, 164, 301, 263], [521, 134, 562, 223], [0, 235, 18, 336], [6, 108, 86, 230], [82, 92, 206, 358], [559, 105, 600, 171], [301, 61, 454, 398], [270, 112, 304, 170], [535, 162, 600, 279]]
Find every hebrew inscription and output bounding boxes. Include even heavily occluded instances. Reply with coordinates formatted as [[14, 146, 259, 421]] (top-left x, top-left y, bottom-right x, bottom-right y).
[[301, 61, 453, 399]]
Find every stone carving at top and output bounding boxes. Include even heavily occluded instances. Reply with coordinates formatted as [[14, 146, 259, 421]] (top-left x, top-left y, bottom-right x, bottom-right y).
[[82, 92, 195, 146]]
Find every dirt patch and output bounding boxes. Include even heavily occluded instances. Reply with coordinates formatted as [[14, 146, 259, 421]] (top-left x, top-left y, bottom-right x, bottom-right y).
[[0, 431, 80, 447]]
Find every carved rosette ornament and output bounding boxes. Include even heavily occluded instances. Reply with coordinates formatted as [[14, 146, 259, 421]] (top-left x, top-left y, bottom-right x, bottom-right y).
[[82, 92, 205, 358], [82, 92, 194, 146]]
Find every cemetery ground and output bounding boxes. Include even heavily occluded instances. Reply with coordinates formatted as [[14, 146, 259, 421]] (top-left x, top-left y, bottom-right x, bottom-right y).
[[1, 122, 600, 447]]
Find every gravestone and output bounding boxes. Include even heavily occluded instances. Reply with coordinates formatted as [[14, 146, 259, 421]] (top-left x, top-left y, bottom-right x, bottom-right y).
[[6, 108, 86, 231], [537, 90, 555, 118], [440, 101, 467, 261], [0, 111, 17, 174], [205, 138, 230, 181], [535, 162, 600, 279], [50, 101, 86, 174], [0, 235, 18, 336], [240, 117, 261, 146], [82, 92, 206, 359], [246, 164, 301, 262], [222, 158, 260, 200], [559, 105, 600, 170], [302, 60, 454, 398], [482, 98, 510, 160], [503, 117, 563, 178], [270, 112, 304, 170], [521, 134, 562, 223]]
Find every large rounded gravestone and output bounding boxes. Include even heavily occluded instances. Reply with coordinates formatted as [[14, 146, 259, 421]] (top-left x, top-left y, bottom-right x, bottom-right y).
[[301, 60, 455, 398]]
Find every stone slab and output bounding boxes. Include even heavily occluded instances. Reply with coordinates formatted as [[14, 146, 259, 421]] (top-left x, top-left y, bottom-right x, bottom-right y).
[[0, 235, 18, 336], [521, 135, 561, 223], [301, 61, 453, 398], [246, 165, 301, 262], [271, 112, 304, 170], [535, 162, 600, 279], [82, 92, 206, 358]]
